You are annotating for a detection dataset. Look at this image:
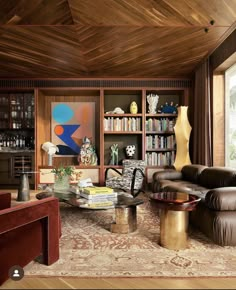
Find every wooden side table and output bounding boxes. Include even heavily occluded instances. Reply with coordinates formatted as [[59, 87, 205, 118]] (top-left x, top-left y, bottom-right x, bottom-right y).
[[150, 192, 200, 250], [111, 193, 144, 234]]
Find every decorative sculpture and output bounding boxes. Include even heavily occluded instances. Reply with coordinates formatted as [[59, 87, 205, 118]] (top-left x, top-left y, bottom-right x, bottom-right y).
[[147, 93, 159, 114], [173, 106, 192, 171], [78, 136, 98, 166], [110, 144, 119, 165], [158, 102, 178, 114], [130, 101, 138, 114], [125, 145, 136, 159], [105, 107, 124, 114]]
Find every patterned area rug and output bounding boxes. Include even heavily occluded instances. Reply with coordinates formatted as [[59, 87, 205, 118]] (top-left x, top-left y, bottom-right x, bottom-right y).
[[25, 194, 236, 277]]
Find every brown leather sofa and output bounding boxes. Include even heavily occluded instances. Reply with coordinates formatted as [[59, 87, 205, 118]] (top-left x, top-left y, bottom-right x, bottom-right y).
[[152, 164, 236, 246], [0, 192, 61, 285]]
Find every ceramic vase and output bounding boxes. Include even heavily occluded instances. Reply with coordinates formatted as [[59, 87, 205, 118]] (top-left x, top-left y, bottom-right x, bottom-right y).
[[173, 106, 192, 171], [130, 101, 138, 114], [125, 145, 136, 158], [109, 144, 119, 165], [147, 93, 159, 114], [17, 173, 30, 201]]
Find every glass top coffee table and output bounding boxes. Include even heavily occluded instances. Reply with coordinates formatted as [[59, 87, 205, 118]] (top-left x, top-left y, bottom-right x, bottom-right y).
[[150, 192, 200, 250], [36, 190, 116, 210], [59, 191, 144, 234], [36, 190, 144, 234]]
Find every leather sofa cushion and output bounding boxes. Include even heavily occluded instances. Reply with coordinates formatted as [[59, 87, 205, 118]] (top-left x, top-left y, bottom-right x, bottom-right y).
[[190, 201, 236, 246], [152, 169, 182, 181], [205, 188, 236, 210], [181, 164, 208, 183], [199, 167, 236, 188]]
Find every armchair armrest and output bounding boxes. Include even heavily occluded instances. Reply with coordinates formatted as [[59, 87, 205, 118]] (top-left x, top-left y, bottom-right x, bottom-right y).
[[205, 187, 236, 210], [0, 192, 11, 210], [131, 168, 145, 197], [105, 167, 122, 180], [0, 197, 60, 285]]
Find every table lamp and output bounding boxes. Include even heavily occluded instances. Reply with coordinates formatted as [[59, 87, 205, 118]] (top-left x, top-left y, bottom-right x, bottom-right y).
[[42, 141, 59, 166]]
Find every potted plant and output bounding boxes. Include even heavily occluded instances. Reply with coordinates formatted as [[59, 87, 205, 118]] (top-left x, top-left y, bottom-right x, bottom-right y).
[[52, 166, 81, 192]]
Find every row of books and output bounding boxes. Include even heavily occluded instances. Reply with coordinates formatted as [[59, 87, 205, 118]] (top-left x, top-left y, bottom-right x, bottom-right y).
[[146, 135, 176, 150], [104, 117, 141, 132], [146, 118, 175, 132], [78, 186, 117, 209], [145, 151, 176, 166]]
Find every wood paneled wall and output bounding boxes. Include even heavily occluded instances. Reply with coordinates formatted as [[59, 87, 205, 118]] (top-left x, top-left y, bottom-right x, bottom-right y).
[[209, 27, 236, 166], [210, 29, 236, 72], [213, 74, 225, 166], [35, 89, 100, 185]]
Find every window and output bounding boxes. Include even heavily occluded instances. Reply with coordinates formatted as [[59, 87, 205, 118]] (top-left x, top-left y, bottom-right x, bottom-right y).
[[225, 63, 236, 168]]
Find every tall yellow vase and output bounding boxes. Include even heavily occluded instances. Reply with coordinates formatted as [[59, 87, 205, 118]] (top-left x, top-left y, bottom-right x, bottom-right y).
[[173, 106, 192, 171]]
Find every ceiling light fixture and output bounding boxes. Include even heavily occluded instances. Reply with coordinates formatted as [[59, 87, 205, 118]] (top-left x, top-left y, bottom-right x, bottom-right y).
[[204, 19, 215, 33]]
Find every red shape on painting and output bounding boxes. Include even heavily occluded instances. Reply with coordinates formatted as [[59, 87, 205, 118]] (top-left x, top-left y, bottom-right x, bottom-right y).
[[54, 125, 64, 136]]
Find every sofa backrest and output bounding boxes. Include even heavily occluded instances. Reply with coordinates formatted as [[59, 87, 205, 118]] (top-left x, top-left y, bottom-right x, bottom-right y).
[[181, 164, 208, 183], [199, 167, 236, 188]]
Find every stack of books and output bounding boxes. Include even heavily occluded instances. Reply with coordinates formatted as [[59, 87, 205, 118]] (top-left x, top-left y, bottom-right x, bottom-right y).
[[79, 186, 117, 209]]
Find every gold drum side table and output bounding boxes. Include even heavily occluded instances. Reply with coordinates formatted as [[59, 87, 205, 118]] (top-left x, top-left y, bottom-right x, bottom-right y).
[[150, 192, 200, 250]]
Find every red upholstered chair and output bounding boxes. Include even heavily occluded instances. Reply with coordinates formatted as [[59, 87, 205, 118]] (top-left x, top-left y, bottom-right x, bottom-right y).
[[0, 192, 61, 286]]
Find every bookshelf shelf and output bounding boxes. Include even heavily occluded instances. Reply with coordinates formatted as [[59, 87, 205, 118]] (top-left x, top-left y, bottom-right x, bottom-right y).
[[104, 131, 143, 134]]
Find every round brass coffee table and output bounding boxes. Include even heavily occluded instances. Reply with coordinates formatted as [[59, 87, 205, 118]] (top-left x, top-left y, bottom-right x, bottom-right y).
[[110, 193, 144, 234], [150, 192, 200, 250]]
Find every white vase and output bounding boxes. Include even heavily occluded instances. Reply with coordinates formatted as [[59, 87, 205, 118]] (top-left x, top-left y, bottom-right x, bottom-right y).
[[147, 93, 159, 114], [173, 106, 192, 171]]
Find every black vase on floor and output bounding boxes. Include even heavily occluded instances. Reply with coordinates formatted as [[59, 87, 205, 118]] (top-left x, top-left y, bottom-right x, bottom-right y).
[[17, 173, 30, 201]]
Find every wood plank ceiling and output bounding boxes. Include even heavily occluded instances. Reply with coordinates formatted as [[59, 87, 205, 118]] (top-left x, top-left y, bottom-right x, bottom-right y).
[[0, 0, 235, 78]]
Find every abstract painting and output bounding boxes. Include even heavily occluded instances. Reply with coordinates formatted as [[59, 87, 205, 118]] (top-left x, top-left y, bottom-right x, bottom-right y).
[[51, 102, 95, 156]]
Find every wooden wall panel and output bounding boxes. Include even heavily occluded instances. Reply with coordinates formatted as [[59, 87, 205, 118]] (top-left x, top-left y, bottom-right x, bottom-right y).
[[210, 29, 236, 71], [210, 25, 236, 167], [213, 74, 225, 166], [35, 90, 100, 180], [0, 1, 235, 78]]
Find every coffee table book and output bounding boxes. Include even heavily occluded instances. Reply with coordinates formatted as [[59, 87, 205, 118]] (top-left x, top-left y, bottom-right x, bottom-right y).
[[78, 200, 114, 208], [83, 186, 114, 194], [80, 191, 117, 200]]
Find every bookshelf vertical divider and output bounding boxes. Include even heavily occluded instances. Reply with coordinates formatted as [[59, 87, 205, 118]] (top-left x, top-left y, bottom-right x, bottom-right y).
[[100, 89, 105, 184]]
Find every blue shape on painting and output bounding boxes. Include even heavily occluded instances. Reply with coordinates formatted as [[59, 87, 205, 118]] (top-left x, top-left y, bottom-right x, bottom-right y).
[[55, 124, 81, 153], [56, 145, 78, 155], [52, 104, 74, 123]]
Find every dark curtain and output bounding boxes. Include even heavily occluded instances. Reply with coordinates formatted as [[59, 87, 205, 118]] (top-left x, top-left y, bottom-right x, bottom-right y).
[[192, 58, 213, 166]]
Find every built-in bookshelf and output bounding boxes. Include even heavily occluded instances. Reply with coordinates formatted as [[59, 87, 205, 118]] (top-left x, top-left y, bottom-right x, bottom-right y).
[[101, 89, 186, 172], [0, 91, 35, 189], [103, 90, 144, 166], [145, 113, 177, 166], [0, 79, 191, 188], [0, 91, 35, 150], [16, 86, 189, 186], [104, 115, 142, 132]]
